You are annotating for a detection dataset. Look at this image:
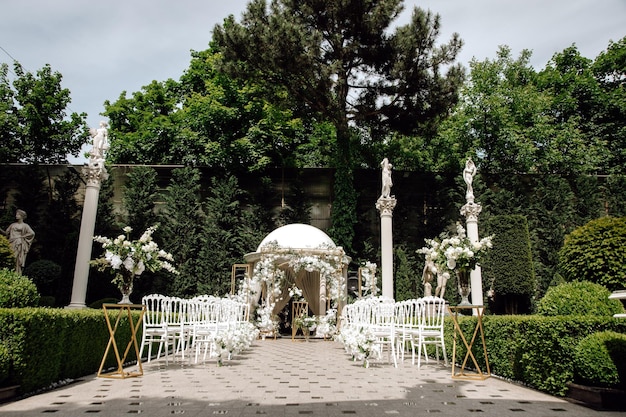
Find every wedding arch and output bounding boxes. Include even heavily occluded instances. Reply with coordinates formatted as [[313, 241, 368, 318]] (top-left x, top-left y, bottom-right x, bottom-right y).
[[241, 224, 350, 327]]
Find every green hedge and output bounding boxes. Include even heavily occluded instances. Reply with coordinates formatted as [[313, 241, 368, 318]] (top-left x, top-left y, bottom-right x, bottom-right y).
[[0, 307, 141, 394], [2, 308, 625, 398], [443, 315, 626, 396]]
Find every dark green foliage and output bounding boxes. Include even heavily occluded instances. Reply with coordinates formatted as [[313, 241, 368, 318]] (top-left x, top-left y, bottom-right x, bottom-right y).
[[558, 216, 626, 291], [573, 331, 626, 389], [1, 62, 88, 164], [0, 308, 139, 394], [447, 315, 626, 396], [0, 268, 40, 308], [393, 245, 417, 301], [22, 260, 61, 296], [0, 235, 15, 270], [0, 341, 9, 385], [328, 165, 358, 255], [482, 215, 535, 314], [157, 167, 205, 297], [122, 166, 158, 239], [196, 175, 267, 296], [536, 281, 624, 317]]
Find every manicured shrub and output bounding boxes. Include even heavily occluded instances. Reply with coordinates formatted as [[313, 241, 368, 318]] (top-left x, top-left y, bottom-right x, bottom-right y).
[[0, 268, 40, 308], [573, 331, 626, 389], [0, 235, 15, 270], [558, 216, 626, 291], [23, 259, 61, 295], [482, 214, 536, 314], [536, 281, 624, 317], [0, 341, 9, 385]]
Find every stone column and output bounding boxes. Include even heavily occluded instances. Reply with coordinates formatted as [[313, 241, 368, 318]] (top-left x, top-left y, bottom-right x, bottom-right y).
[[67, 122, 109, 309], [376, 196, 396, 299], [461, 201, 483, 310], [67, 162, 108, 309]]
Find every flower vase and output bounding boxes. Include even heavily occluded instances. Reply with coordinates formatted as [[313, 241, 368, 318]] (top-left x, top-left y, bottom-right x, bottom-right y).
[[118, 279, 134, 304], [456, 269, 471, 306]]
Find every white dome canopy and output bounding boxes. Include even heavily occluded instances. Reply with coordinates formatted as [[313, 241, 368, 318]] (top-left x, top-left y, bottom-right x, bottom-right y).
[[256, 223, 336, 252]]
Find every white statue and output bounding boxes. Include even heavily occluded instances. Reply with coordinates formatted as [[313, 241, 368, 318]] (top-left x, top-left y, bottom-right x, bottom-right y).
[[381, 158, 393, 198], [422, 259, 436, 297], [463, 158, 476, 202], [435, 271, 449, 298], [89, 121, 109, 159], [5, 209, 35, 275]]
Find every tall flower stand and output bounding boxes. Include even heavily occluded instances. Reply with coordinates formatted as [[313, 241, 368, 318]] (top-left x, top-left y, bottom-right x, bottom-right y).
[[97, 303, 145, 379], [448, 305, 490, 380]]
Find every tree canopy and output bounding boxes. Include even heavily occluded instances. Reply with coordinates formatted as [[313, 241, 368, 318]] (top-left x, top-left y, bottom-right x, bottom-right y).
[[0, 62, 88, 164]]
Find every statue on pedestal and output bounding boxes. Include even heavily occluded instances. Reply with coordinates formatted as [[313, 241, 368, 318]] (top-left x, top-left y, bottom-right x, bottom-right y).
[[89, 121, 109, 160], [381, 158, 393, 198], [463, 158, 476, 203], [5, 209, 35, 275]]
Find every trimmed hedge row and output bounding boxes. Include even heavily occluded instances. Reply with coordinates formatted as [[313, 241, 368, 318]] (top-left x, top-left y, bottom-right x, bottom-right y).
[[1, 308, 625, 398], [445, 315, 626, 396], [0, 307, 140, 395]]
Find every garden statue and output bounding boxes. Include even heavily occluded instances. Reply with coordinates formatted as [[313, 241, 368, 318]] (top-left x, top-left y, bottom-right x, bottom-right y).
[[5, 209, 35, 275], [89, 120, 109, 159], [463, 157, 476, 203], [381, 157, 393, 198], [435, 271, 449, 298], [422, 259, 435, 297]]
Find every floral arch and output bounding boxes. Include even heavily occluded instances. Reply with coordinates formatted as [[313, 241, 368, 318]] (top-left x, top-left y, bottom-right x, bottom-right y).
[[241, 224, 350, 332]]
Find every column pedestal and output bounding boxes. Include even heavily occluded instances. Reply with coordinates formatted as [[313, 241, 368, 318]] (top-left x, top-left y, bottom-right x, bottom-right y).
[[376, 196, 396, 299], [67, 163, 108, 309]]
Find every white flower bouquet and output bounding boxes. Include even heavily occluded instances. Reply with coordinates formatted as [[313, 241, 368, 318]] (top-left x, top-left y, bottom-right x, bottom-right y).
[[91, 225, 178, 292], [418, 223, 493, 273]]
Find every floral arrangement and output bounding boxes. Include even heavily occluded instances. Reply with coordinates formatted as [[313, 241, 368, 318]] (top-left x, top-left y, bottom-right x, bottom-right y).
[[293, 312, 318, 331], [336, 326, 381, 367], [417, 223, 493, 273], [210, 322, 259, 366], [91, 225, 178, 291], [315, 308, 338, 338], [256, 304, 278, 336], [359, 261, 378, 296], [289, 285, 303, 301]]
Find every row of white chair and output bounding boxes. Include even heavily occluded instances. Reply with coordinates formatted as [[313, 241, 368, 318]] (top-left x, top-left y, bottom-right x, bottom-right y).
[[139, 294, 250, 364], [340, 296, 448, 368]]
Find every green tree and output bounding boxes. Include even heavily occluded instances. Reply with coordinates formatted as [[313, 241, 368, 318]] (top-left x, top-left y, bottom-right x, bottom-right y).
[[558, 216, 626, 291], [1, 62, 88, 164], [158, 167, 205, 297], [482, 214, 536, 314], [213, 0, 464, 251], [196, 175, 267, 296], [591, 36, 626, 174], [122, 166, 158, 239]]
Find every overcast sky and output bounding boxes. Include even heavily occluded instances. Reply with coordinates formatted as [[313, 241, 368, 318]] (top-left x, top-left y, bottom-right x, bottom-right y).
[[1, 0, 624, 162]]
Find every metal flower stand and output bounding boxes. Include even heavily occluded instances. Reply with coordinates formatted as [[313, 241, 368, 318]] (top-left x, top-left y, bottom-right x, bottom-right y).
[[97, 303, 146, 379], [448, 305, 490, 380]]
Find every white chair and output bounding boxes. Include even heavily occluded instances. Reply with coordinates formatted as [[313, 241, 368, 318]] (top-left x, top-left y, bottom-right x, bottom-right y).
[[193, 298, 221, 363], [161, 297, 192, 363], [139, 294, 168, 362], [395, 299, 422, 364], [369, 301, 398, 367], [416, 296, 448, 368]]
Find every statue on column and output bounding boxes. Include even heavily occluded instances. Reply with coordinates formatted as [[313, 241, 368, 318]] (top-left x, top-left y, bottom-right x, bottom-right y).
[[88, 121, 109, 168], [463, 158, 476, 203], [381, 158, 393, 198], [5, 209, 35, 275]]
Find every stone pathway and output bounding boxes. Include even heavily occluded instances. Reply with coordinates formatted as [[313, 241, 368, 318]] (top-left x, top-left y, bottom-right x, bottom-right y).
[[0, 337, 616, 416]]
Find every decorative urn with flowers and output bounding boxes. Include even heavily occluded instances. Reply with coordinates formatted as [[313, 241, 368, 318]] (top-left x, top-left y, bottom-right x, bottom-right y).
[[91, 225, 178, 304], [418, 223, 493, 305]]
